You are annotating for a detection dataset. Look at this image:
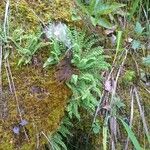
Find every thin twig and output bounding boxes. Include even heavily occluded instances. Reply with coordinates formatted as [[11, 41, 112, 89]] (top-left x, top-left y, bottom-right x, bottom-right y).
[[0, 43, 3, 119], [3, 0, 29, 141], [134, 86, 150, 143], [3, 0, 10, 39], [92, 91, 105, 124], [125, 87, 134, 150], [109, 49, 128, 150], [0, 44, 2, 96], [93, 48, 128, 124], [0, 0, 10, 120], [4, 62, 13, 93], [110, 49, 128, 110], [5, 58, 29, 141]]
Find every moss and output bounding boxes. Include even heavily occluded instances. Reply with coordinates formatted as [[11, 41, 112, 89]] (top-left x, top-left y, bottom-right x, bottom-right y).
[[0, 0, 73, 33], [0, 1, 74, 148], [121, 70, 136, 86], [0, 49, 71, 149]]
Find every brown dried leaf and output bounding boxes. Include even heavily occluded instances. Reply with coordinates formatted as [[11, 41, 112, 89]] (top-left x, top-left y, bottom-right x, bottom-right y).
[[55, 50, 78, 83]]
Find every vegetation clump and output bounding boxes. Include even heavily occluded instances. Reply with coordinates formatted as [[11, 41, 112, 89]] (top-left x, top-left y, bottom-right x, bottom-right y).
[[0, 0, 150, 149]]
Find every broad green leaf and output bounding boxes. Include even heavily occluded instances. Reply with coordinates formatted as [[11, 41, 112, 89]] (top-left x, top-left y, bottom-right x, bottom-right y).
[[79, 73, 94, 83], [62, 118, 73, 127], [70, 74, 78, 85], [128, 0, 140, 20], [53, 39, 61, 54], [116, 31, 123, 52], [53, 134, 67, 150], [97, 17, 113, 29], [59, 125, 73, 137], [81, 61, 95, 69], [114, 97, 125, 108], [89, 0, 97, 9], [92, 121, 101, 134], [134, 22, 144, 35], [90, 16, 98, 26], [119, 118, 142, 150], [96, 3, 125, 15], [78, 57, 96, 69], [43, 57, 56, 68], [72, 53, 81, 63], [143, 55, 150, 66], [92, 86, 101, 95], [50, 142, 61, 150], [132, 40, 141, 50], [77, 58, 88, 68], [67, 101, 80, 120], [73, 102, 80, 120], [81, 89, 91, 100]]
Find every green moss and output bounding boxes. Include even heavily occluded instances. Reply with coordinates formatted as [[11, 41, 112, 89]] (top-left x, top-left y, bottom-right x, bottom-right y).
[[0, 1, 74, 148], [0, 49, 71, 149], [0, 0, 73, 33], [122, 70, 136, 86]]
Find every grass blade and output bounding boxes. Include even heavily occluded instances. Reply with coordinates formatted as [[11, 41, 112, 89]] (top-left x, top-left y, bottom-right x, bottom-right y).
[[103, 125, 108, 150], [119, 118, 142, 150], [129, 0, 140, 20]]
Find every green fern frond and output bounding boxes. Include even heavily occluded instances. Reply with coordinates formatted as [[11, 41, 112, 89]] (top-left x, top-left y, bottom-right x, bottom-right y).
[[48, 117, 73, 150]]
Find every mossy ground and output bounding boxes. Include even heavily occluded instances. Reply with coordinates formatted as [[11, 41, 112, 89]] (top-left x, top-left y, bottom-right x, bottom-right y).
[[0, 49, 71, 149], [0, 0, 73, 32], [0, 0, 73, 149]]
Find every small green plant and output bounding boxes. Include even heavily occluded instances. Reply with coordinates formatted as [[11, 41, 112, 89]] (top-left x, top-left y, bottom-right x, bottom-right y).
[[122, 70, 136, 85], [45, 29, 109, 149], [143, 55, 150, 66], [43, 39, 66, 67], [1, 26, 54, 64], [44, 29, 109, 119], [131, 21, 145, 52], [4, 28, 50, 65], [48, 117, 73, 150], [74, 0, 125, 28]]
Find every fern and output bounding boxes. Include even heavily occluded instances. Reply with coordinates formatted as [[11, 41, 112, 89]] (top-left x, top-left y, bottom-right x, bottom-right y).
[[48, 117, 73, 150], [68, 30, 109, 118], [44, 31, 109, 150], [6, 28, 50, 65], [6, 27, 109, 149], [43, 39, 65, 68], [44, 29, 109, 121]]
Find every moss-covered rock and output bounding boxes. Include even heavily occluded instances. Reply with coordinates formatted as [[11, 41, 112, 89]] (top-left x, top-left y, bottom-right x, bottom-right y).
[[0, 0, 72, 32], [0, 49, 71, 149]]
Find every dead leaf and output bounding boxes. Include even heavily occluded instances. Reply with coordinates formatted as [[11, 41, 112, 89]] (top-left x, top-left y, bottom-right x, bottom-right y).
[[105, 79, 112, 92]]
